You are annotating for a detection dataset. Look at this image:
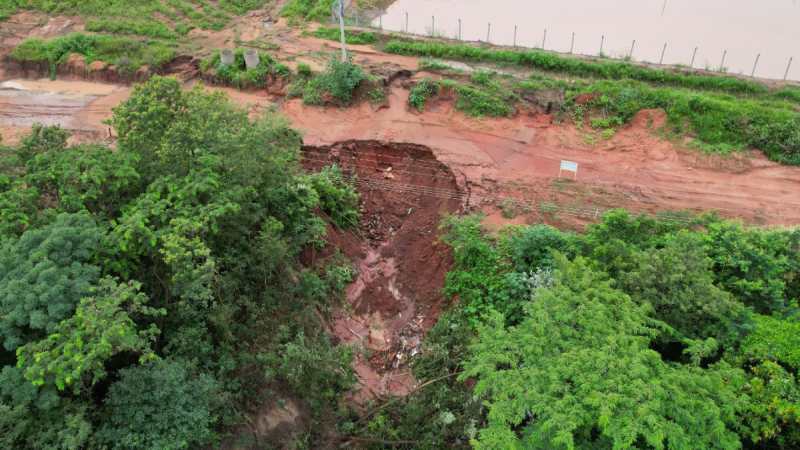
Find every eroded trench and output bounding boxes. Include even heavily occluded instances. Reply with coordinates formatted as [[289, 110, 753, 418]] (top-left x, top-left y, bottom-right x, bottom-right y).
[[302, 140, 467, 399]]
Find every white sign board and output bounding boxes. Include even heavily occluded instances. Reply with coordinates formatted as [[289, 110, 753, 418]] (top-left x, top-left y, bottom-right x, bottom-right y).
[[559, 160, 578, 179]]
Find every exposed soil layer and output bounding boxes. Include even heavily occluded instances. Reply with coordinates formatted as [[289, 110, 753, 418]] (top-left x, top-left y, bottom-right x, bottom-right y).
[[302, 140, 463, 400]]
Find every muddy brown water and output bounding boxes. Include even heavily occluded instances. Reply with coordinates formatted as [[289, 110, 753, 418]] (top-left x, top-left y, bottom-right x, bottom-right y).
[[376, 0, 800, 81]]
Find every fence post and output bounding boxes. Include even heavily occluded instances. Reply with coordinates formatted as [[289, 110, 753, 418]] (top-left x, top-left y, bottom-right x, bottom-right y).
[[751, 53, 760, 77], [355, 9, 358, 27], [487, 22, 491, 43], [431, 15, 434, 37], [514, 25, 517, 47], [405, 12, 408, 33], [599, 35, 604, 56], [570, 32, 575, 54], [786, 57, 794, 81], [719, 50, 727, 72], [542, 29, 546, 50], [660, 43, 667, 64], [331, 5, 335, 24], [459, 19, 461, 41], [379, 10, 382, 29], [690, 46, 697, 68], [629, 39, 635, 60]]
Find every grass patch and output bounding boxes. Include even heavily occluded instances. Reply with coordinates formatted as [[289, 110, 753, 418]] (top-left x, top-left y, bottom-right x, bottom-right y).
[[280, 0, 336, 22], [11, 33, 176, 77], [384, 40, 769, 95], [0, 0, 265, 39], [313, 26, 377, 45], [409, 72, 517, 118], [201, 49, 289, 89], [566, 79, 800, 165]]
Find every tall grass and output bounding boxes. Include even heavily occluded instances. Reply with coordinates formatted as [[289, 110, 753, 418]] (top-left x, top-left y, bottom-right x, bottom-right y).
[[384, 41, 769, 96], [11, 33, 176, 76]]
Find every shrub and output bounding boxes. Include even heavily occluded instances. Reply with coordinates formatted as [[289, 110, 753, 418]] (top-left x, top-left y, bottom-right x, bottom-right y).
[[309, 165, 360, 228], [302, 56, 365, 105]]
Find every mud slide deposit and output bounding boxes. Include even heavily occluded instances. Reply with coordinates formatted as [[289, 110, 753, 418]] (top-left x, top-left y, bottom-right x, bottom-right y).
[[302, 140, 465, 400]]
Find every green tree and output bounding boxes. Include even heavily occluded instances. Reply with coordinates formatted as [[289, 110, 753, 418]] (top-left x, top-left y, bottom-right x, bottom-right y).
[[619, 231, 745, 343], [16, 277, 162, 394], [97, 360, 218, 450], [0, 213, 103, 350], [700, 218, 800, 314], [109, 76, 187, 178], [461, 254, 746, 450], [24, 140, 140, 216]]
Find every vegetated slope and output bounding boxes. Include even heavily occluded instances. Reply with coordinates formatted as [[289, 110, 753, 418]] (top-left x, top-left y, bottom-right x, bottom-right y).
[[0, 0, 272, 39], [397, 49, 800, 165], [10, 32, 176, 76], [353, 211, 800, 449], [0, 76, 363, 450]]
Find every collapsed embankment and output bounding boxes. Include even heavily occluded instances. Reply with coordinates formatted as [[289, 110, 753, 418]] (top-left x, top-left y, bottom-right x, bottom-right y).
[[1, 54, 200, 84], [302, 140, 466, 399]]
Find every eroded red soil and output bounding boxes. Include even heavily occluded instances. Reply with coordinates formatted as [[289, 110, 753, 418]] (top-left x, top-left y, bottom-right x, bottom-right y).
[[303, 141, 461, 400]]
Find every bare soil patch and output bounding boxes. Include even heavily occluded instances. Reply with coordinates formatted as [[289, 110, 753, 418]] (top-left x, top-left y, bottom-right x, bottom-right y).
[[303, 140, 463, 401]]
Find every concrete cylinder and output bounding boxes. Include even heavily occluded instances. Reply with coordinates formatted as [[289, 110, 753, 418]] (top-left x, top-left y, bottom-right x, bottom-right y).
[[220, 49, 234, 66], [244, 50, 260, 69]]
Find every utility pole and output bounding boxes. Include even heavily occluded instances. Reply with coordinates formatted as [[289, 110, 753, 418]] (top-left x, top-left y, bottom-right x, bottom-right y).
[[338, 0, 347, 61]]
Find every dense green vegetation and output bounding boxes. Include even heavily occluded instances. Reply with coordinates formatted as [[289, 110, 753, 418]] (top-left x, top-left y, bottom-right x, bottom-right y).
[[201, 48, 290, 89], [313, 26, 378, 45], [0, 0, 267, 38], [11, 33, 176, 77], [385, 40, 770, 95], [355, 211, 800, 449], [410, 57, 800, 164], [0, 76, 362, 449], [566, 79, 800, 163]]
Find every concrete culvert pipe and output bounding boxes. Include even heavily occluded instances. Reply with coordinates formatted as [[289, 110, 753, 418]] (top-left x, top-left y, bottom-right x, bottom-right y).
[[220, 49, 235, 66], [244, 50, 260, 69]]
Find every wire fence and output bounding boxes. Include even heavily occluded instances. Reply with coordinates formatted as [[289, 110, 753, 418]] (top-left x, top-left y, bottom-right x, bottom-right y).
[[332, 6, 796, 81]]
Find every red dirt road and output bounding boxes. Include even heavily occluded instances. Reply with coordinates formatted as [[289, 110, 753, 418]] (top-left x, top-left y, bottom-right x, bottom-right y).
[[282, 86, 800, 226]]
